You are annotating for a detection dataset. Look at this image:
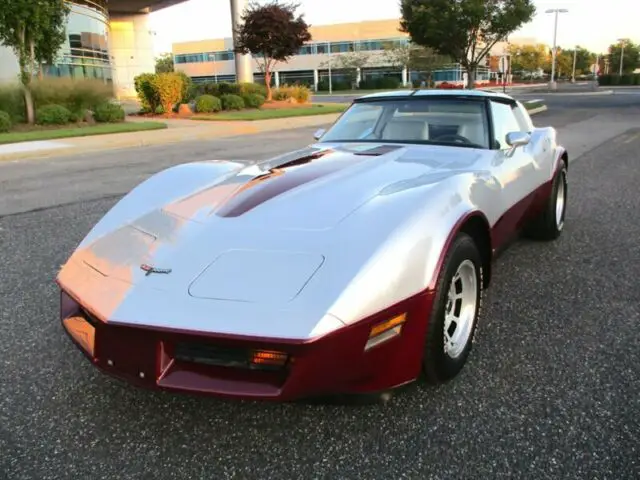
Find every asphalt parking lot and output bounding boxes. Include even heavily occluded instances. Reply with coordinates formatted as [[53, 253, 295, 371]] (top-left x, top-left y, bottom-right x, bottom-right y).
[[1, 94, 639, 479]]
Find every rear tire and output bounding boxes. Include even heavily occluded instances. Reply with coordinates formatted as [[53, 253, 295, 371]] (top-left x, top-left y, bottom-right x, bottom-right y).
[[524, 163, 568, 241], [423, 233, 483, 384]]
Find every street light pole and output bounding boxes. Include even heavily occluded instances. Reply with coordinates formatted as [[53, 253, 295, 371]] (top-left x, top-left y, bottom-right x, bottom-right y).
[[327, 42, 332, 94], [618, 39, 626, 76], [545, 8, 568, 90]]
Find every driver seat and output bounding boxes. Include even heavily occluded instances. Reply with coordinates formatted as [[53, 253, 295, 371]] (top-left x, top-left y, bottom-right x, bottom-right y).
[[381, 119, 429, 141], [458, 122, 485, 146]]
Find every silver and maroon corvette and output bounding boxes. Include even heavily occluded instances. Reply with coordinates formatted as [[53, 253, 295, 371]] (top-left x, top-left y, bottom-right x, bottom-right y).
[[57, 90, 569, 401]]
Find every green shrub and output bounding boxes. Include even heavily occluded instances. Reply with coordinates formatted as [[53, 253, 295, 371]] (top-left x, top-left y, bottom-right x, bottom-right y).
[[153, 72, 184, 114], [359, 77, 401, 90], [199, 82, 220, 97], [272, 85, 311, 103], [239, 82, 268, 97], [316, 79, 351, 91], [598, 73, 640, 86], [94, 102, 126, 123], [36, 104, 72, 125], [195, 94, 222, 113], [134, 73, 160, 112], [0, 85, 25, 123], [175, 71, 195, 103], [0, 111, 12, 132], [31, 78, 114, 117], [220, 94, 245, 110], [242, 93, 265, 108], [217, 82, 242, 95]]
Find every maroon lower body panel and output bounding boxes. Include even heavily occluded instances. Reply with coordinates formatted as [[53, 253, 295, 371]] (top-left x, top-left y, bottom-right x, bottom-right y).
[[60, 289, 435, 401]]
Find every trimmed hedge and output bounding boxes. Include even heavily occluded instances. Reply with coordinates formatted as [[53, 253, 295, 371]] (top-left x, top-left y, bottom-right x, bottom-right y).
[[36, 104, 72, 125], [195, 94, 222, 113], [94, 103, 126, 123], [359, 77, 401, 90], [0, 111, 11, 132], [242, 93, 265, 108], [317, 79, 351, 91], [598, 74, 640, 86], [220, 94, 245, 110]]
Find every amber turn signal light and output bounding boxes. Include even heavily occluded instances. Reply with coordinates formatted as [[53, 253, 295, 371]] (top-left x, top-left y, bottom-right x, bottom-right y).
[[365, 313, 407, 351]]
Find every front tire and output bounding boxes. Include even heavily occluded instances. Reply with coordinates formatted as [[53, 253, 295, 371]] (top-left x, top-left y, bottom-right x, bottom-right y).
[[525, 163, 568, 241], [423, 233, 483, 384]]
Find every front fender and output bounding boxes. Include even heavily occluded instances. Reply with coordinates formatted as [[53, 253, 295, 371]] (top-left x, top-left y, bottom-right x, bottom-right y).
[[78, 160, 245, 248], [326, 177, 481, 326]]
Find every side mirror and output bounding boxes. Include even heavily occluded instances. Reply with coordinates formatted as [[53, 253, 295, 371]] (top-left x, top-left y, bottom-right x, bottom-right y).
[[313, 128, 326, 141], [505, 131, 531, 148]]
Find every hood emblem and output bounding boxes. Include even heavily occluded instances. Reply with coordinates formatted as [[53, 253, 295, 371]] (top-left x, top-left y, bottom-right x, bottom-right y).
[[140, 264, 172, 276]]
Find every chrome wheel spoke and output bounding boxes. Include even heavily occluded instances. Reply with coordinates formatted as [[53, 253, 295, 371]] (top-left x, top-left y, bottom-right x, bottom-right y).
[[442, 259, 478, 359]]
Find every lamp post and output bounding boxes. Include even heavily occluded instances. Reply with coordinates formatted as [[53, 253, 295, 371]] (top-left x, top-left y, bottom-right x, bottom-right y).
[[545, 8, 568, 90], [618, 38, 627, 76], [327, 42, 333, 94]]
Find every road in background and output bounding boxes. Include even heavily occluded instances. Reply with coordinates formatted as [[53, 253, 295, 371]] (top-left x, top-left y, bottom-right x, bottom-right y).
[[313, 85, 640, 105], [1, 94, 639, 479]]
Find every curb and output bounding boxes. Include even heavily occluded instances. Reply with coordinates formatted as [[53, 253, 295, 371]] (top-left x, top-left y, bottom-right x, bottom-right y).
[[528, 105, 548, 115], [0, 113, 342, 163]]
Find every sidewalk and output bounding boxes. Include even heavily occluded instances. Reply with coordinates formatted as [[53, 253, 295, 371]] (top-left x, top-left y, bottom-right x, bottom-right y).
[[0, 113, 341, 162]]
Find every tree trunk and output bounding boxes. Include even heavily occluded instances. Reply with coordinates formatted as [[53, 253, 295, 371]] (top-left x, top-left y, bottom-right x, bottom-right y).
[[24, 86, 35, 125], [465, 64, 476, 89], [264, 70, 273, 102], [427, 71, 432, 89]]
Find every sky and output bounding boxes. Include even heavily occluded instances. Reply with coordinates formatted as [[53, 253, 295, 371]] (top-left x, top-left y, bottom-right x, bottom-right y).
[[149, 0, 638, 55]]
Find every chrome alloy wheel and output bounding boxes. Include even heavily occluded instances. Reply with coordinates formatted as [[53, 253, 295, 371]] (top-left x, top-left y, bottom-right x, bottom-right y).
[[555, 171, 566, 230], [443, 259, 478, 359]]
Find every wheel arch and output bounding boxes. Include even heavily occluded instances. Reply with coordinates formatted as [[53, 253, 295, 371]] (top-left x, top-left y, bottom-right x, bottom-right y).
[[429, 211, 493, 292]]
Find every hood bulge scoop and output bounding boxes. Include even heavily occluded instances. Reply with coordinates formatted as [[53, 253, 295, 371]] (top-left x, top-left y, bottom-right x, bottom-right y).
[[188, 249, 325, 304]]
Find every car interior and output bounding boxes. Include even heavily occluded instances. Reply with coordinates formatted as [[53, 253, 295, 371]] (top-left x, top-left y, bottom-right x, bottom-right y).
[[321, 100, 492, 149]]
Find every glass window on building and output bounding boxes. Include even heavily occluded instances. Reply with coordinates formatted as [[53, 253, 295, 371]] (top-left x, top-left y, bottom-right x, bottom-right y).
[[46, 1, 112, 82]]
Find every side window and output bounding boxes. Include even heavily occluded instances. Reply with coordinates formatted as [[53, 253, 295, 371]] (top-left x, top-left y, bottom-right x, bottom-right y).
[[490, 101, 523, 149], [513, 101, 534, 132]]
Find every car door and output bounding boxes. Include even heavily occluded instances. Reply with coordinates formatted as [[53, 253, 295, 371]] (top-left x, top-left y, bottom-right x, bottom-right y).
[[488, 98, 540, 243]]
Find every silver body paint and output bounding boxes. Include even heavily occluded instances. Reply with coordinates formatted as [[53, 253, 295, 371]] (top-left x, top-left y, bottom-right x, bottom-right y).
[[59, 91, 565, 340]]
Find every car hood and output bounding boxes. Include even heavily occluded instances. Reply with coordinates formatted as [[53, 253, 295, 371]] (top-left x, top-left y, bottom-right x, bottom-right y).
[[58, 142, 486, 327]]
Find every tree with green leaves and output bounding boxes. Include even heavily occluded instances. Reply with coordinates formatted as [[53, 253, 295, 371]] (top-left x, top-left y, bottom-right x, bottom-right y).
[[155, 53, 175, 73], [568, 46, 596, 75], [383, 43, 451, 87], [0, 0, 70, 124], [509, 43, 548, 74], [607, 39, 639, 74], [320, 50, 370, 88], [233, 1, 311, 101], [400, 0, 536, 89]]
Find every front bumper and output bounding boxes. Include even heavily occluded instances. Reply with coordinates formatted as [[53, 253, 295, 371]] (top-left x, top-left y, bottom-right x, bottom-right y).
[[60, 289, 434, 401]]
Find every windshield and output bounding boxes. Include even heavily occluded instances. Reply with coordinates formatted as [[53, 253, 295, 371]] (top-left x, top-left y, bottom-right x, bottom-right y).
[[320, 97, 490, 149]]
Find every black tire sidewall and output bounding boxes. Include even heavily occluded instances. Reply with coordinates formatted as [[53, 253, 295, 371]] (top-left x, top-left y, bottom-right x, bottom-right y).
[[423, 233, 483, 383], [553, 165, 568, 232]]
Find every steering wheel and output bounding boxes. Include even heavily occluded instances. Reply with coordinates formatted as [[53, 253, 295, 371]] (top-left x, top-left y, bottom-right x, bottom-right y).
[[432, 134, 473, 145]]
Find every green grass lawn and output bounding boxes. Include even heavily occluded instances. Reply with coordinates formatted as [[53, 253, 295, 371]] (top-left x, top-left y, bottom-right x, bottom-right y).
[[524, 100, 545, 111], [196, 103, 348, 121], [0, 121, 167, 145], [313, 89, 394, 96]]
